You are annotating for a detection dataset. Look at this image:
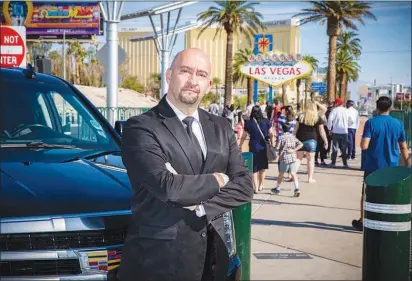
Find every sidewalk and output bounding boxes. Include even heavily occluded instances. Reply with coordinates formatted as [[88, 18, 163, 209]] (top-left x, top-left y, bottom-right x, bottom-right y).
[[250, 156, 364, 280]]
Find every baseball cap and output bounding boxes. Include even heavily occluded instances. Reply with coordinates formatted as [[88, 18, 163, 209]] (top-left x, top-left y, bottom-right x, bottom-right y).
[[335, 98, 343, 105]]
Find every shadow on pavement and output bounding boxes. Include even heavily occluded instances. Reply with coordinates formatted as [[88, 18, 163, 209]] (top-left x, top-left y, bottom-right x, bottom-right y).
[[252, 198, 358, 212], [308, 170, 363, 177], [252, 218, 361, 234]]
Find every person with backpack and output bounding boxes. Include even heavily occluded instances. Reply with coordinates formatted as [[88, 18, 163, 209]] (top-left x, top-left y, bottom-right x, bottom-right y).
[[272, 122, 304, 197]]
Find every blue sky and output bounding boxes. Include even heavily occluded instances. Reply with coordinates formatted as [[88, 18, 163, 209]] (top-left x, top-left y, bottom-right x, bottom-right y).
[[100, 1, 412, 97]]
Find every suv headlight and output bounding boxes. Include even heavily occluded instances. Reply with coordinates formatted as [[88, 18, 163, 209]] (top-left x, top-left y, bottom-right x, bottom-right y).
[[223, 211, 236, 257]]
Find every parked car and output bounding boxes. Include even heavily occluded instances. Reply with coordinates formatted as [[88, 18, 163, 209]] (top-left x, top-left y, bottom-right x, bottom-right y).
[[0, 66, 241, 280]]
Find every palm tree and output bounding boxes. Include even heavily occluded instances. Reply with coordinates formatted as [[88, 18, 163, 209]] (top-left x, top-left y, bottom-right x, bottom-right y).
[[337, 31, 362, 58], [67, 41, 88, 84], [336, 49, 360, 101], [233, 48, 259, 104], [294, 1, 376, 102], [295, 55, 318, 105], [197, 1, 265, 107], [48, 50, 62, 77], [147, 73, 161, 99], [212, 77, 221, 102]]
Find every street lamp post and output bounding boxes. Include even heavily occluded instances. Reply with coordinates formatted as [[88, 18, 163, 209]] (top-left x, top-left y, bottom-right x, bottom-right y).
[[121, 1, 197, 99], [99, 1, 124, 126]]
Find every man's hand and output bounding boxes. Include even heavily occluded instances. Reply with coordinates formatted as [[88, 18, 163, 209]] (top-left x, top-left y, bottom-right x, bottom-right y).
[[287, 148, 296, 153], [213, 173, 227, 188], [324, 142, 329, 150]]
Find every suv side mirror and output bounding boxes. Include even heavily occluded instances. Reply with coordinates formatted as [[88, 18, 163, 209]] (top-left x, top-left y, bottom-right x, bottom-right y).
[[114, 121, 126, 136]]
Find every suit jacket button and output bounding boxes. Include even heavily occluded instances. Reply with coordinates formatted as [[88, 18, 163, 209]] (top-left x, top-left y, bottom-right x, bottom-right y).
[[201, 232, 206, 238]]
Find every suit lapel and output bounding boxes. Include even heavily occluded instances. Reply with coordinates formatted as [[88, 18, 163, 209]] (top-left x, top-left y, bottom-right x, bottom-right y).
[[199, 110, 219, 173], [157, 97, 201, 174]]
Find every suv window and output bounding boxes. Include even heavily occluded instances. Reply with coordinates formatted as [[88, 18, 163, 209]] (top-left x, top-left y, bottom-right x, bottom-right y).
[[1, 80, 118, 150]]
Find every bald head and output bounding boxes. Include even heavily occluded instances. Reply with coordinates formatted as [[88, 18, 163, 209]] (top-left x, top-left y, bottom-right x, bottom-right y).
[[170, 48, 211, 71], [166, 48, 212, 114]]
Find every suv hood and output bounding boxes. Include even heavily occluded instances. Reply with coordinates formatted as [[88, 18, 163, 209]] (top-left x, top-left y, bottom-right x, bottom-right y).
[[0, 149, 132, 218]]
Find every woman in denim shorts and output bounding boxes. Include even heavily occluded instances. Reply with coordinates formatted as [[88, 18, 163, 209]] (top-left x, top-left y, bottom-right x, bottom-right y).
[[294, 101, 329, 183]]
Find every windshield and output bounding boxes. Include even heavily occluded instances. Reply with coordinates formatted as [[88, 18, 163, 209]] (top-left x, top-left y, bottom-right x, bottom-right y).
[[0, 80, 119, 151]]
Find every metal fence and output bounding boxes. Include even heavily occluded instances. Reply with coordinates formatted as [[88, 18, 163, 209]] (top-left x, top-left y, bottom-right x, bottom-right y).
[[390, 110, 412, 147], [96, 107, 152, 121]]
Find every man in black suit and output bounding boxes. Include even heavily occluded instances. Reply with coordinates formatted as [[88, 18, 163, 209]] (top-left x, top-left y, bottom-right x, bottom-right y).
[[118, 48, 253, 281]]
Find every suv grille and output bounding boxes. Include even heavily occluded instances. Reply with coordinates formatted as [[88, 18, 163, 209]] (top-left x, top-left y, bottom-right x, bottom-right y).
[[0, 228, 128, 251], [1, 259, 81, 276]]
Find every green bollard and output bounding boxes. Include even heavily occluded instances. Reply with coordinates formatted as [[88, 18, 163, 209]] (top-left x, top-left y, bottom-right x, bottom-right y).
[[363, 166, 411, 281], [232, 152, 253, 281]]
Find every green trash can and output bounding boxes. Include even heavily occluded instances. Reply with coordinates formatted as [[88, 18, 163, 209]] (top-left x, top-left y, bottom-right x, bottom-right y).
[[363, 166, 411, 281], [232, 152, 253, 281]]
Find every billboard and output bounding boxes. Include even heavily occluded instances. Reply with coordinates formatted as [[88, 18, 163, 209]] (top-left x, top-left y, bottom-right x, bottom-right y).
[[0, 1, 103, 39]]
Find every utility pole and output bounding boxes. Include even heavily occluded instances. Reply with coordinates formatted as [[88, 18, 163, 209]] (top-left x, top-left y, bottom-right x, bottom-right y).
[[99, 1, 124, 126], [122, 1, 197, 99]]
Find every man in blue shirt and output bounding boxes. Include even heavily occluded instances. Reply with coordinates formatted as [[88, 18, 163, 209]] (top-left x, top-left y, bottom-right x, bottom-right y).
[[352, 96, 409, 231]]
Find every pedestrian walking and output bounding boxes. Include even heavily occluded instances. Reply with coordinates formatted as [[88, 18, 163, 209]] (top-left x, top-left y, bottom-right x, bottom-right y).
[[239, 105, 274, 193], [235, 111, 244, 146], [326, 98, 353, 168], [315, 109, 328, 166], [277, 106, 297, 180], [294, 100, 329, 183], [272, 122, 304, 197], [119, 48, 253, 281], [346, 100, 359, 160], [325, 101, 335, 157], [352, 96, 409, 231], [208, 100, 219, 116]]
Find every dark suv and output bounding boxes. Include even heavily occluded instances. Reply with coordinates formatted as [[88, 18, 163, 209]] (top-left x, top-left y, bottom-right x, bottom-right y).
[[0, 67, 241, 280]]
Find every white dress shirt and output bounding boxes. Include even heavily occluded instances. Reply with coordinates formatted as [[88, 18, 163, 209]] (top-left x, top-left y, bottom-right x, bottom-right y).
[[166, 97, 229, 216], [166, 97, 207, 158], [347, 107, 360, 130], [327, 106, 354, 134]]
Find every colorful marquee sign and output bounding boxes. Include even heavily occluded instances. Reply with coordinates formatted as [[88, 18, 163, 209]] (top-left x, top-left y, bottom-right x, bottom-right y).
[[241, 53, 311, 87]]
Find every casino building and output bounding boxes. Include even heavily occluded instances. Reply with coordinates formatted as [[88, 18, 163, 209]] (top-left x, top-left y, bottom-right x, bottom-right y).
[[118, 27, 159, 88], [119, 19, 302, 102], [184, 19, 302, 103]]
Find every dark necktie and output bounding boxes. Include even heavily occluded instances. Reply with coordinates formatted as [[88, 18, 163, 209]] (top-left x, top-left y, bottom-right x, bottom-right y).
[[182, 117, 204, 168]]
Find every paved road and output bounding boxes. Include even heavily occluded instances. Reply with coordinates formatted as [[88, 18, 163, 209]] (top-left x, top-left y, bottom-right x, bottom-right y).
[[250, 155, 364, 280]]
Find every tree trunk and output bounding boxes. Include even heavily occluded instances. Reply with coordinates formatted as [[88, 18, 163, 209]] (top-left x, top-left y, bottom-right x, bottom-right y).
[[76, 61, 81, 85], [215, 85, 219, 102], [247, 77, 253, 104], [304, 78, 312, 107], [327, 34, 338, 102], [296, 79, 301, 104], [337, 71, 342, 98], [281, 84, 287, 105], [341, 73, 348, 102], [224, 31, 234, 107]]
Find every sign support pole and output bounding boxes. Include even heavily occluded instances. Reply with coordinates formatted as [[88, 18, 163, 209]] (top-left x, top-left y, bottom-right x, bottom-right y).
[[99, 1, 124, 126]]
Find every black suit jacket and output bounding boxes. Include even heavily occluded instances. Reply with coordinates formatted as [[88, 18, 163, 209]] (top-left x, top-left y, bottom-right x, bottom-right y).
[[118, 96, 253, 281]]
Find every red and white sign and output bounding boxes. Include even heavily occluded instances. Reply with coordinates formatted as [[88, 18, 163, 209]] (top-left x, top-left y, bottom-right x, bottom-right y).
[[0, 26, 27, 68]]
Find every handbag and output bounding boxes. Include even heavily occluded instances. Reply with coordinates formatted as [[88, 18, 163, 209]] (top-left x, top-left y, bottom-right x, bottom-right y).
[[254, 118, 277, 162]]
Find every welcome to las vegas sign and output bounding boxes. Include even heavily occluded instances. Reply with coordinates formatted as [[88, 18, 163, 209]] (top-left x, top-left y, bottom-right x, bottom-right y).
[[241, 53, 312, 87]]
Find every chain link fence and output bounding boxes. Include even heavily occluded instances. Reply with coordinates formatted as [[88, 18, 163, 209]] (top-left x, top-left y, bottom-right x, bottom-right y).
[[96, 107, 152, 121], [390, 110, 412, 147]]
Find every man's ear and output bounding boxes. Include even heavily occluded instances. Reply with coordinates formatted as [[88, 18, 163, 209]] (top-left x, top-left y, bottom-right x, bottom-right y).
[[166, 69, 172, 85]]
